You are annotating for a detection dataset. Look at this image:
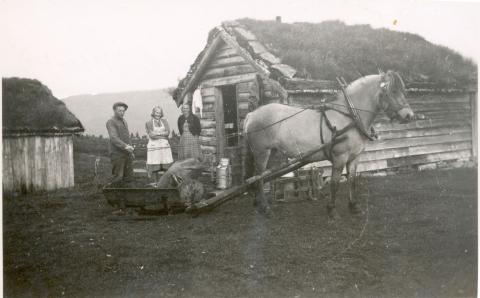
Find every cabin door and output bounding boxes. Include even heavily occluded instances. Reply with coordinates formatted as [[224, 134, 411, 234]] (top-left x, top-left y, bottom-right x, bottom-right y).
[[221, 85, 239, 147]]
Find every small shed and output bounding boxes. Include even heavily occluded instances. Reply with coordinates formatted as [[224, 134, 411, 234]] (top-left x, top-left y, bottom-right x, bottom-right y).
[[173, 20, 477, 185], [173, 21, 336, 185], [2, 78, 84, 194]]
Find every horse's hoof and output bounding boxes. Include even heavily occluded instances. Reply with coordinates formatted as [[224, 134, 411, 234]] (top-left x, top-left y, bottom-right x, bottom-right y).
[[327, 206, 340, 220], [348, 202, 362, 214], [257, 205, 272, 216]]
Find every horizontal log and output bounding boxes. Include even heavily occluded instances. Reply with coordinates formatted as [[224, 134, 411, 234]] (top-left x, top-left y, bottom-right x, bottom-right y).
[[202, 103, 215, 112], [409, 103, 471, 111], [422, 114, 469, 121], [201, 73, 257, 88], [373, 119, 471, 132], [209, 56, 248, 68], [357, 160, 388, 173], [200, 87, 215, 97], [236, 82, 251, 93], [365, 131, 471, 151], [359, 141, 472, 162], [264, 90, 283, 99], [200, 128, 216, 137], [200, 136, 217, 147], [203, 65, 256, 80], [200, 119, 216, 129], [199, 136, 216, 143], [408, 96, 469, 105], [419, 109, 471, 115], [202, 95, 216, 104], [316, 148, 472, 176], [377, 126, 471, 140], [385, 149, 471, 168], [201, 111, 216, 120], [215, 48, 240, 59], [238, 102, 249, 110], [200, 145, 216, 154], [237, 92, 252, 102]]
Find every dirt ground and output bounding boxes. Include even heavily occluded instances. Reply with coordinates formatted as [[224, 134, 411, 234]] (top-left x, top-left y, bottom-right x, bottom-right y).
[[3, 153, 477, 297]]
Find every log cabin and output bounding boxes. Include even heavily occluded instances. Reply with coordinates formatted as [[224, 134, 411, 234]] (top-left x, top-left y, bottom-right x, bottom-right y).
[[172, 19, 477, 185], [3, 78, 84, 194]]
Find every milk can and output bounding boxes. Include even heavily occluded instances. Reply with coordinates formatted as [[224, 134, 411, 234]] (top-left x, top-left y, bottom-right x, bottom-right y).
[[216, 158, 232, 189]]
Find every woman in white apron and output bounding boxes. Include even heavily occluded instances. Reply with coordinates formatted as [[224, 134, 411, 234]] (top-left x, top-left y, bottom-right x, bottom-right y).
[[145, 106, 173, 182]]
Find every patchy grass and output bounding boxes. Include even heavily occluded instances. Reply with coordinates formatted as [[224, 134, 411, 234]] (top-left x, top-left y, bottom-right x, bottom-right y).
[[3, 153, 477, 297]]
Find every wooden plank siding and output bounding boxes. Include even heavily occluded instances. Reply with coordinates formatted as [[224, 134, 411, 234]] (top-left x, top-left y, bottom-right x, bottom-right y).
[[305, 92, 476, 176], [191, 40, 476, 181], [3, 135, 75, 194]]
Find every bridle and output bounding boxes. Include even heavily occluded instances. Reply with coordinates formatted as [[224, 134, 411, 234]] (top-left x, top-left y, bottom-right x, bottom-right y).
[[378, 80, 410, 121], [318, 75, 409, 159]]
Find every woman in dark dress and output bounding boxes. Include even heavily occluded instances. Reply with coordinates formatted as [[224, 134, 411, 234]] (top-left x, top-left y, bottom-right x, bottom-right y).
[[177, 103, 202, 160]]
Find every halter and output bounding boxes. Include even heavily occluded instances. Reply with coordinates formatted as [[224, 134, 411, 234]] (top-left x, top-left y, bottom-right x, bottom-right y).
[[378, 80, 410, 120], [318, 75, 408, 160]]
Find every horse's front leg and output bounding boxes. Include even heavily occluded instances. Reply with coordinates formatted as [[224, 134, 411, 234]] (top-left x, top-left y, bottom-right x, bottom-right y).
[[253, 150, 271, 214], [346, 157, 362, 214], [327, 156, 347, 219]]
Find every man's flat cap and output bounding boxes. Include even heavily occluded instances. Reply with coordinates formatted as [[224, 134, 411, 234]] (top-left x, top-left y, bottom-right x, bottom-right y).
[[113, 102, 128, 110]]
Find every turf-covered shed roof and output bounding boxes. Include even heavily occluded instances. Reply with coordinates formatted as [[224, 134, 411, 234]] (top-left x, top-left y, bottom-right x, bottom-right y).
[[235, 18, 477, 86], [173, 18, 477, 104], [2, 77, 84, 134]]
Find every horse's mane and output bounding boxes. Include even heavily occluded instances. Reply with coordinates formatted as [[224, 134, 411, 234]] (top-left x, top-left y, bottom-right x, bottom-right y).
[[384, 70, 406, 96]]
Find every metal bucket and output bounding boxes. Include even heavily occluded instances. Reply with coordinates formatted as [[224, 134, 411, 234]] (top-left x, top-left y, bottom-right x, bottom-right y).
[[216, 158, 231, 189]]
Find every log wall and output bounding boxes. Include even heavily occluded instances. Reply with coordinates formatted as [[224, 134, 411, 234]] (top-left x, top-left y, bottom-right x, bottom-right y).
[[3, 134, 75, 194], [197, 41, 282, 185], [304, 91, 477, 175], [193, 40, 477, 182]]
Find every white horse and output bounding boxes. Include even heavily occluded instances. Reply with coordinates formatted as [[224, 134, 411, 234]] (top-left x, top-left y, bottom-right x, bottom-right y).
[[244, 71, 414, 218]]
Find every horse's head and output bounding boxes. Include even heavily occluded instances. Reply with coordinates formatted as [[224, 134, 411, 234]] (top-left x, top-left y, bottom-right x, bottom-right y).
[[378, 70, 414, 123]]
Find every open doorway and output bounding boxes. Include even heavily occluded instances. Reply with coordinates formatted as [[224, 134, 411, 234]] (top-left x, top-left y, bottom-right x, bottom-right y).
[[220, 85, 239, 147]]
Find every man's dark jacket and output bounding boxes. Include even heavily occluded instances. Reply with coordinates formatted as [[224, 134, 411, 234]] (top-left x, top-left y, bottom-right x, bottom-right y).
[[106, 116, 132, 158]]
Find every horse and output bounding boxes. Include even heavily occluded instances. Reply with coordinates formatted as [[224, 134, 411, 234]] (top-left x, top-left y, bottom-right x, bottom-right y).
[[244, 70, 414, 218]]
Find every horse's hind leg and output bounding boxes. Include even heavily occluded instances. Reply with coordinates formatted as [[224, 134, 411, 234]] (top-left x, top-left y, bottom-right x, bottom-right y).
[[253, 149, 271, 213], [346, 157, 362, 214]]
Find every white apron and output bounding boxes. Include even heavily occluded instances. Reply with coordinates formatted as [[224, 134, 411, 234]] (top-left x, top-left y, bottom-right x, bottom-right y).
[[147, 119, 173, 165]]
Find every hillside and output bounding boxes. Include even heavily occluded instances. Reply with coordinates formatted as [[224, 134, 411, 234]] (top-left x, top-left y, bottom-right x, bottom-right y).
[[236, 19, 477, 86], [63, 89, 180, 137]]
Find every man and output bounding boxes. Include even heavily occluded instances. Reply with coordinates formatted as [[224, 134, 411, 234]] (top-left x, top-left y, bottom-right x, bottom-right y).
[[106, 102, 135, 187]]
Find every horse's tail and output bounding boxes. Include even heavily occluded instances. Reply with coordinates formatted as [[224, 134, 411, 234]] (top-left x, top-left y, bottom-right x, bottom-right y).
[[243, 112, 256, 180]]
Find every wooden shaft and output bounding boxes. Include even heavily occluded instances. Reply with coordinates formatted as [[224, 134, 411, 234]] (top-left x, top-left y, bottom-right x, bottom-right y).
[[186, 136, 346, 214]]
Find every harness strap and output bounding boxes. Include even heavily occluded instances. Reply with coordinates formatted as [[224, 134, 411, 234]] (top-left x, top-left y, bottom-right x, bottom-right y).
[[319, 107, 364, 161], [336, 77, 377, 141], [319, 110, 332, 160]]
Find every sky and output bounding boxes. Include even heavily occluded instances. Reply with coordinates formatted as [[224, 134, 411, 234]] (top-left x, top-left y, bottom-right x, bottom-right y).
[[1, 0, 479, 98]]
